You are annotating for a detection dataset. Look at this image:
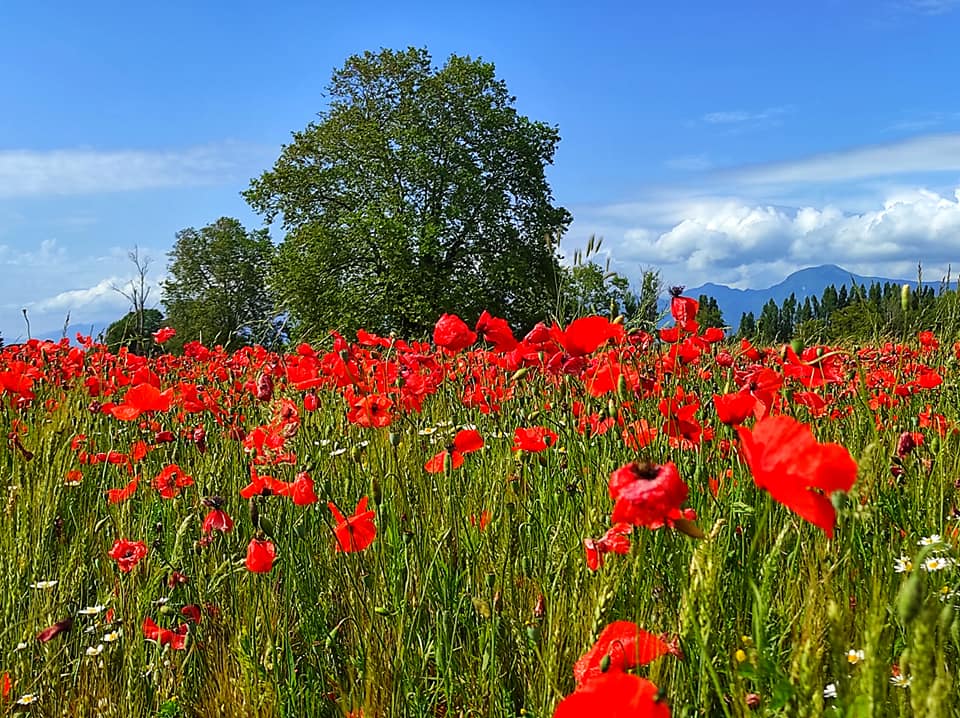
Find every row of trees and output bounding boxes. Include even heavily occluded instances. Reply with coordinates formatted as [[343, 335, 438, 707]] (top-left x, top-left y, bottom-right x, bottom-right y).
[[736, 280, 956, 343], [106, 48, 661, 353]]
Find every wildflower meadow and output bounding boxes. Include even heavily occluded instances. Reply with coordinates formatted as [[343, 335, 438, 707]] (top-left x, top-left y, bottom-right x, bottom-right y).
[[2, 294, 959, 717]]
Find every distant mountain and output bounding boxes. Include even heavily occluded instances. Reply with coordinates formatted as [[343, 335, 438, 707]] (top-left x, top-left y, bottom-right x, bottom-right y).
[[685, 264, 912, 331]]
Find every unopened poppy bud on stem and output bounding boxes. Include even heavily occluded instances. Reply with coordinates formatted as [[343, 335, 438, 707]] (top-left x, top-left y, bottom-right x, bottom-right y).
[[901, 283, 911, 313]]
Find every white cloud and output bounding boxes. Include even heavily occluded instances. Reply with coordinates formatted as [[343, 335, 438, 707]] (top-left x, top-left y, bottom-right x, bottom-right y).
[[665, 154, 713, 171], [32, 278, 129, 314], [898, 0, 960, 14], [732, 133, 960, 185], [0, 242, 168, 341], [570, 187, 960, 289], [702, 107, 790, 125], [0, 143, 267, 197]]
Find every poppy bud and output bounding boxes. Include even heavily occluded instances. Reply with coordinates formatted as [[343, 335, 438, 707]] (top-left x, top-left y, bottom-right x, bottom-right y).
[[371, 477, 382, 507], [901, 284, 911, 313], [255, 373, 274, 402], [790, 338, 804, 355], [509, 367, 530, 384], [249, 498, 260, 530], [36, 617, 73, 643], [534, 593, 546, 620], [897, 431, 916, 458], [616, 373, 628, 399]]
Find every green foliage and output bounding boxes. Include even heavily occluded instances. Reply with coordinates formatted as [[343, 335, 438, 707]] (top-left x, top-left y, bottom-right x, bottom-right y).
[[161, 217, 278, 350], [696, 294, 725, 330], [557, 235, 662, 328], [738, 311, 756, 339], [245, 47, 571, 340], [104, 308, 163, 354]]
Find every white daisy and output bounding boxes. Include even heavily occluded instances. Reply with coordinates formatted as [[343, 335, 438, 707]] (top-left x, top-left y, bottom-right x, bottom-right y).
[[894, 555, 913, 573], [891, 672, 912, 688], [919, 534, 943, 547], [85, 644, 105, 657], [29, 580, 57, 590], [846, 648, 865, 665], [823, 683, 837, 699], [922, 556, 954, 572]]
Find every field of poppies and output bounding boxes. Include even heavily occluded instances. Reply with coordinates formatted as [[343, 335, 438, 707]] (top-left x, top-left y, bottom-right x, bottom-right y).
[[1, 294, 959, 717]]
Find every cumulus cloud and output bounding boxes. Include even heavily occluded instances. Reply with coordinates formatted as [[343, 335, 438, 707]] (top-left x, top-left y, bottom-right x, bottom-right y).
[[572, 186, 960, 289], [0, 143, 267, 197], [32, 278, 130, 314]]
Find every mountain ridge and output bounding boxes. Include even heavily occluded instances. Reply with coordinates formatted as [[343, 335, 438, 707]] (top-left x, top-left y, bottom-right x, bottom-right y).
[[685, 264, 914, 331]]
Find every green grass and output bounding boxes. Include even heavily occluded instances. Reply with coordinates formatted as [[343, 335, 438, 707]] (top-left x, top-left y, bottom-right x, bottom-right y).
[[1, 330, 959, 717]]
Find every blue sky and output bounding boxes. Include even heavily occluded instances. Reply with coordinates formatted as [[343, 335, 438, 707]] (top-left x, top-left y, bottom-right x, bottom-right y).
[[3, 0, 960, 339]]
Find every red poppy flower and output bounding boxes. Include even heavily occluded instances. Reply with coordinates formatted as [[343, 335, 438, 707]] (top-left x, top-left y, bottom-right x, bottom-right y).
[[555, 316, 623, 357], [475, 310, 518, 352], [329, 497, 376, 553], [180, 604, 202, 624], [713, 392, 757, 426], [425, 428, 484, 473], [152, 327, 176, 344], [554, 672, 670, 718], [152, 463, 194, 499], [584, 523, 632, 571], [142, 617, 188, 650], [573, 620, 680, 685], [291, 471, 318, 506], [246, 537, 276, 573], [433, 313, 477, 352], [202, 508, 234, 534], [107, 538, 149, 573], [109, 383, 174, 421], [1, 671, 10, 701], [609, 462, 691, 530], [513, 426, 559, 452], [105, 475, 139, 504], [736, 415, 858, 538], [669, 288, 699, 333], [347, 393, 393, 428], [36, 617, 73, 644]]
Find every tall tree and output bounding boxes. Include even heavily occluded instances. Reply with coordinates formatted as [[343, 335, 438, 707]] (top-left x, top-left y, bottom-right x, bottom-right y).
[[104, 309, 164, 354], [696, 295, 725, 329], [245, 47, 571, 339], [161, 217, 277, 350]]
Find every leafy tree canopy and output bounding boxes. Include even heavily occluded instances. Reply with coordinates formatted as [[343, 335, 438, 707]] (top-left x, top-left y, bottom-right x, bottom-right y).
[[244, 47, 571, 339], [104, 308, 164, 355], [161, 217, 278, 350]]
